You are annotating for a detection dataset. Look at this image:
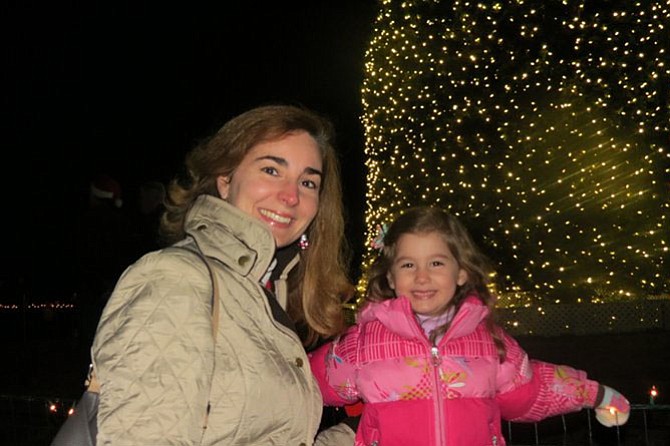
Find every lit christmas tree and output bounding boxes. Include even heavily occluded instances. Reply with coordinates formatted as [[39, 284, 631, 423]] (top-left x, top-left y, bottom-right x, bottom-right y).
[[360, 0, 669, 305]]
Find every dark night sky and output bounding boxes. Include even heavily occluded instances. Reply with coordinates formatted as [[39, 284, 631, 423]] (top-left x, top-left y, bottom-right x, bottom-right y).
[[4, 2, 377, 295]]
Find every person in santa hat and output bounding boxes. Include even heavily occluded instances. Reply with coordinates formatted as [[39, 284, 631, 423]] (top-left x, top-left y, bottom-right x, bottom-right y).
[[89, 173, 124, 208], [72, 173, 133, 364]]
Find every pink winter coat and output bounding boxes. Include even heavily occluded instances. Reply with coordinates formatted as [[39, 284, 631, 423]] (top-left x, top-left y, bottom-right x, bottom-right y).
[[309, 295, 600, 446]]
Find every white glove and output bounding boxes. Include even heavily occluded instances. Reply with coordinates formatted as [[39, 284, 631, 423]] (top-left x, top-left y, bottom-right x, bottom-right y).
[[594, 385, 630, 427]]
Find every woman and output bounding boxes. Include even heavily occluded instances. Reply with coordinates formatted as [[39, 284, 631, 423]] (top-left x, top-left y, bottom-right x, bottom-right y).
[[91, 104, 355, 445]]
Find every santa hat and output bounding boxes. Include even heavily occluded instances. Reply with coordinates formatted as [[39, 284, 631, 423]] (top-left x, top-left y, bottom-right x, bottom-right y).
[[90, 174, 123, 208]]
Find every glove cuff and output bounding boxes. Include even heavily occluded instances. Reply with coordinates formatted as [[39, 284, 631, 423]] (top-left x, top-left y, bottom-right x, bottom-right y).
[[584, 380, 601, 408]]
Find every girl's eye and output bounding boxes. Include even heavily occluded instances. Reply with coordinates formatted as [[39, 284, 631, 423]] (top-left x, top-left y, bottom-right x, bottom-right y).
[[431, 260, 445, 267], [400, 262, 414, 269]]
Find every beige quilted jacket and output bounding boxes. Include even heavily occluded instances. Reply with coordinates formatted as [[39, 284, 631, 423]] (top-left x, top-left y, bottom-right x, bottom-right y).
[[92, 195, 323, 445]]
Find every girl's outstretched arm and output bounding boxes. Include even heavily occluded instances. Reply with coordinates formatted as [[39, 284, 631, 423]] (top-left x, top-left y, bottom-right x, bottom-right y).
[[494, 332, 629, 426]]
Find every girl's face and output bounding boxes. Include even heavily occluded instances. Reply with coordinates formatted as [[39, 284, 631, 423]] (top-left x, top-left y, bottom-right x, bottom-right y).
[[216, 131, 322, 248], [387, 231, 468, 316]]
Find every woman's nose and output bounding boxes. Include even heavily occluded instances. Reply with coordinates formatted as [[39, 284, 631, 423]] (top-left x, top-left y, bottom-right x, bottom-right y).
[[278, 182, 299, 206]]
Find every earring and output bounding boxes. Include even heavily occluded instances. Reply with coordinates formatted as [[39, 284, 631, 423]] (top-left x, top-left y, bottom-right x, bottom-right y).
[[299, 234, 309, 251]]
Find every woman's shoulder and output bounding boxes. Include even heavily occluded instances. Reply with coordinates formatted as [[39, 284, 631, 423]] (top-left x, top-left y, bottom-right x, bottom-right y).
[[111, 247, 212, 299], [98, 247, 213, 326], [127, 246, 208, 273], [93, 247, 215, 363]]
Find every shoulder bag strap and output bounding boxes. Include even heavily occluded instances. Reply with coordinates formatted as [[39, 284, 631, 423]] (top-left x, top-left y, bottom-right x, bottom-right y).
[[195, 252, 221, 339], [184, 246, 220, 438]]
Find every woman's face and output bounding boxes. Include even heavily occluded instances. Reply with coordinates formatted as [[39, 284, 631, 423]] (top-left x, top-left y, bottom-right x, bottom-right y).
[[217, 131, 322, 248]]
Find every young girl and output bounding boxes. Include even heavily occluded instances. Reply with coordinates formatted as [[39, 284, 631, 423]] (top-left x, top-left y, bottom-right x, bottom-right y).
[[310, 206, 630, 446]]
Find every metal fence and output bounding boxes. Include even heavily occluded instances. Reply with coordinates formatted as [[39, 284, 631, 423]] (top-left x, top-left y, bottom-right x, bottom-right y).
[[344, 297, 670, 336], [498, 299, 670, 337], [1, 395, 668, 446], [504, 404, 670, 446], [2, 300, 669, 445]]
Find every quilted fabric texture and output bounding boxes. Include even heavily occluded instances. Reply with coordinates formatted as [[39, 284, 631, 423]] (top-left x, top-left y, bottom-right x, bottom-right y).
[[92, 196, 322, 445]]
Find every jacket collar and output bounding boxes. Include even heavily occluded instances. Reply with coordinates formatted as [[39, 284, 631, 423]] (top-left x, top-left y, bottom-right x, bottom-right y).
[[184, 195, 275, 282], [358, 295, 489, 343]]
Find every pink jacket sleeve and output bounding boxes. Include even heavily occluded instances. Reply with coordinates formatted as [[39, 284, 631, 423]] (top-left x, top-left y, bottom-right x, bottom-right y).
[[495, 332, 600, 422], [308, 328, 361, 407]]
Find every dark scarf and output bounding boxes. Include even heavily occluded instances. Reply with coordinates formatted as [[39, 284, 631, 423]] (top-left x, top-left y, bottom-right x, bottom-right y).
[[262, 242, 300, 336]]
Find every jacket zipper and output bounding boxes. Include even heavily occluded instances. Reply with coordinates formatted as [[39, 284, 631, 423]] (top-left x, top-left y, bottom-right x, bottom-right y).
[[431, 345, 447, 445]]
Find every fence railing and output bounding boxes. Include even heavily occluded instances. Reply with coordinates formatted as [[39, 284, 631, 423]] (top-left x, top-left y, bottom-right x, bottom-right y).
[[504, 404, 670, 446], [498, 299, 670, 337], [1, 395, 668, 446]]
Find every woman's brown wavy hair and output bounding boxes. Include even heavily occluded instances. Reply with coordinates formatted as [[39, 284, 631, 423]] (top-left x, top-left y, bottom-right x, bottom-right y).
[[160, 104, 352, 345]]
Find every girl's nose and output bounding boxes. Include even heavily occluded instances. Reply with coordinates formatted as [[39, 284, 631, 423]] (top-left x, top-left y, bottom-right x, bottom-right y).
[[415, 267, 429, 283]]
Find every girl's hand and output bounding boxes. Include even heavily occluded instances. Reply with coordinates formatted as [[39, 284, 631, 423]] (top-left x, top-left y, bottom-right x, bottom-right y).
[[594, 385, 630, 427]]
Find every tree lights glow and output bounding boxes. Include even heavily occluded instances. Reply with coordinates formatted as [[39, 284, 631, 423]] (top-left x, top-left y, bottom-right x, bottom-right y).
[[360, 0, 669, 305]]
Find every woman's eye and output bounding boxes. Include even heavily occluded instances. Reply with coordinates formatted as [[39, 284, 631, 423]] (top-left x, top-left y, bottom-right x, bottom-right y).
[[261, 166, 278, 176], [301, 179, 320, 190]]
